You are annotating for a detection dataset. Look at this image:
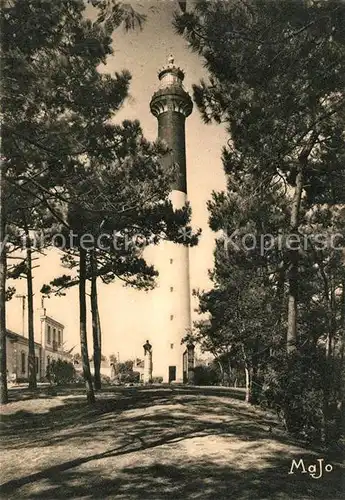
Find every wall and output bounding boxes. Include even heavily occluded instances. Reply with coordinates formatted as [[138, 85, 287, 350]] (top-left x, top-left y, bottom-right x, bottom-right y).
[[7, 337, 41, 381]]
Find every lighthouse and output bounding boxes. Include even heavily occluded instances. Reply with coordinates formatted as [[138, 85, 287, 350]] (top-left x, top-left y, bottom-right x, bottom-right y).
[[149, 56, 193, 383]]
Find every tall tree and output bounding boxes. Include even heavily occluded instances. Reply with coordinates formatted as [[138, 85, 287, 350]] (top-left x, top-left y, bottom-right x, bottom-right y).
[[41, 129, 199, 393], [6, 203, 50, 391], [175, 0, 345, 351], [1, 0, 179, 403], [90, 250, 102, 390], [193, 172, 288, 401], [175, 0, 345, 440], [0, 163, 8, 404], [79, 247, 94, 403]]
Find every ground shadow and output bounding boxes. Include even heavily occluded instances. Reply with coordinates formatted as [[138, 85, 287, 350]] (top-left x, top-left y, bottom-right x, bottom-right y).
[[1, 386, 344, 499], [1, 453, 344, 499]]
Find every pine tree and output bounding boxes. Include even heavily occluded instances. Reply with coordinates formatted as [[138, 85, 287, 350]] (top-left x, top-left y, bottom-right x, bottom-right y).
[[175, 1, 345, 440], [2, 0, 199, 403], [41, 126, 199, 394], [0, 163, 8, 403], [175, 0, 345, 351]]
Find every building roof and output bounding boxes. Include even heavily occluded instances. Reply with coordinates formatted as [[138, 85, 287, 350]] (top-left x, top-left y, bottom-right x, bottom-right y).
[[41, 315, 64, 328], [6, 329, 41, 347]]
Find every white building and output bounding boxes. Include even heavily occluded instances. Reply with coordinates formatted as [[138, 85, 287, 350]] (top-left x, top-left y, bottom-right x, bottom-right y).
[[6, 312, 70, 382]]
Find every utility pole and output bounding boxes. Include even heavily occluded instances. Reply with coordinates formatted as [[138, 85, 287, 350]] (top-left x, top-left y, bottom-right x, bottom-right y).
[[15, 294, 26, 337]]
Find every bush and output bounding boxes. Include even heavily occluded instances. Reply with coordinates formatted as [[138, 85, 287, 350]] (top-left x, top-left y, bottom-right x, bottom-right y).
[[152, 376, 163, 384], [119, 370, 140, 384], [91, 373, 111, 386], [72, 370, 84, 385], [193, 364, 221, 386], [47, 359, 76, 386], [261, 350, 343, 444], [101, 374, 111, 385]]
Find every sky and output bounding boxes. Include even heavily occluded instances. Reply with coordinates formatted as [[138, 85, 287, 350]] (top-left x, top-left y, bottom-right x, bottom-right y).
[[6, 0, 227, 360]]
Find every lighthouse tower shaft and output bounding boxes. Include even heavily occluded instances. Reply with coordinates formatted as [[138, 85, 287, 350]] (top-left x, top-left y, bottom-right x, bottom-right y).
[[149, 57, 193, 383]]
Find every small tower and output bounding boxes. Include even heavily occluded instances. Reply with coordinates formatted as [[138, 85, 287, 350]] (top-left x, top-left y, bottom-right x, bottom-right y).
[[149, 56, 193, 383]]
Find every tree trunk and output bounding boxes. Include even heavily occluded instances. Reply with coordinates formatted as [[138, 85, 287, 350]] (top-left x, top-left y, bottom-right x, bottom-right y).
[[276, 265, 286, 332], [326, 276, 336, 359], [321, 271, 337, 443], [24, 224, 37, 390], [79, 248, 95, 404], [90, 250, 101, 390], [244, 365, 250, 403], [287, 167, 303, 353], [340, 277, 345, 435], [217, 359, 224, 385], [250, 362, 259, 404], [241, 344, 251, 402], [0, 163, 8, 404]]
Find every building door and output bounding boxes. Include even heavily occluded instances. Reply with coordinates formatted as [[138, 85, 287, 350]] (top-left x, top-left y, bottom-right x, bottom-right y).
[[168, 366, 176, 383]]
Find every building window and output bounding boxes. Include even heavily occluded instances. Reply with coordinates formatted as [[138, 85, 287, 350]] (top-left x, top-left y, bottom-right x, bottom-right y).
[[21, 352, 26, 374], [53, 328, 56, 343], [47, 325, 51, 344], [47, 356, 50, 366], [170, 258, 173, 264], [170, 343, 174, 349], [58, 330, 61, 347], [35, 356, 39, 374], [170, 286, 174, 292], [170, 314, 174, 321]]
